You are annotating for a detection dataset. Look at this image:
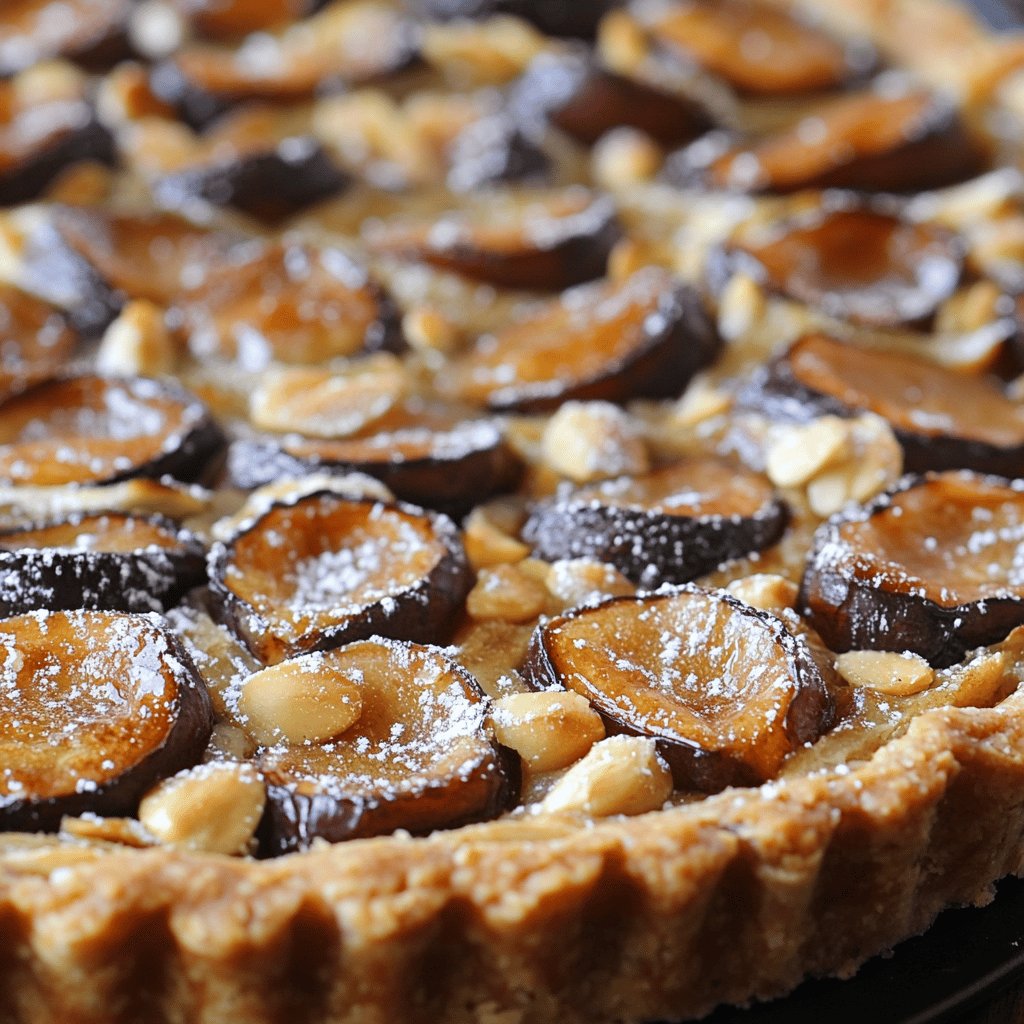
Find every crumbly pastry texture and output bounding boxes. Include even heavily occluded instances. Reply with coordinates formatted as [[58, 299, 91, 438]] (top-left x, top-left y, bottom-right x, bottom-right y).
[[5, 0, 1024, 1022]]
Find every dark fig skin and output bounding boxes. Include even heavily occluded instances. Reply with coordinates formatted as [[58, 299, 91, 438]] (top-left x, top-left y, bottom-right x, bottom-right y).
[[375, 195, 621, 292], [0, 375, 226, 488], [0, 611, 214, 832], [208, 493, 472, 664], [799, 473, 1024, 669], [258, 742, 520, 855], [513, 48, 713, 147], [522, 491, 788, 590], [446, 115, 551, 193], [152, 140, 349, 223], [224, 426, 523, 517], [0, 115, 115, 207], [523, 586, 836, 793], [406, 0, 621, 39], [0, 513, 207, 617], [738, 336, 1024, 477], [463, 275, 722, 414]]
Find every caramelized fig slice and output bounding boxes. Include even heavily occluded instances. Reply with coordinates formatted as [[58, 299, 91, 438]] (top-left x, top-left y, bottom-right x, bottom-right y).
[[0, 610, 213, 831], [179, 241, 402, 368], [512, 49, 712, 147], [523, 457, 786, 588], [257, 639, 517, 852], [0, 285, 77, 403], [648, 0, 866, 96], [0, 513, 206, 616], [154, 1, 415, 125], [0, 375, 224, 487], [368, 189, 620, 291], [407, 0, 619, 38], [208, 491, 470, 665], [742, 334, 1024, 476], [137, 108, 348, 222], [446, 268, 721, 412], [0, 0, 131, 76], [800, 472, 1024, 668], [168, 0, 326, 40], [0, 79, 114, 206], [719, 204, 963, 328], [227, 418, 522, 515], [524, 586, 835, 791], [674, 86, 984, 194]]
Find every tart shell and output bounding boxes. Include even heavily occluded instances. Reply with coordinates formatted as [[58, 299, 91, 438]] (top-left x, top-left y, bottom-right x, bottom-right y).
[[1, 691, 1023, 1022]]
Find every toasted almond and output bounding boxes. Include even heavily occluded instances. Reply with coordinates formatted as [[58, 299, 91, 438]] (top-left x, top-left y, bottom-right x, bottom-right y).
[[491, 690, 606, 772], [238, 652, 364, 746], [466, 564, 549, 624], [60, 814, 155, 848], [593, 128, 663, 190], [766, 417, 851, 489], [96, 299, 177, 377], [464, 507, 531, 569], [726, 573, 799, 612], [138, 762, 267, 856], [545, 558, 636, 608], [835, 650, 936, 696], [541, 401, 650, 484], [402, 305, 462, 355], [540, 735, 673, 817]]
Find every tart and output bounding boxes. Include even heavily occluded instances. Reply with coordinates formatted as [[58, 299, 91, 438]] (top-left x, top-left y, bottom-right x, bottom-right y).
[[4, 2, 1024, 1023]]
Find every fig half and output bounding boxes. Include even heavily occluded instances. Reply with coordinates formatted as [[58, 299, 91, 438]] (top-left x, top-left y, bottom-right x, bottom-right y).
[[0, 375, 225, 487], [257, 638, 517, 852], [523, 457, 787, 588], [0, 610, 213, 831], [0, 285, 77, 403], [671, 86, 984, 194], [741, 334, 1024, 476], [446, 268, 721, 412], [524, 585, 835, 791], [209, 491, 470, 664], [648, 0, 866, 96], [179, 241, 403, 368], [0, 513, 206, 616], [716, 203, 964, 328], [800, 472, 1024, 668], [367, 188, 620, 291]]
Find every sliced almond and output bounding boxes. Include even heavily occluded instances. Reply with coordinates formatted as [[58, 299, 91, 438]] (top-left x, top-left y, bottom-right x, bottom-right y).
[[491, 690, 605, 772], [834, 650, 936, 696]]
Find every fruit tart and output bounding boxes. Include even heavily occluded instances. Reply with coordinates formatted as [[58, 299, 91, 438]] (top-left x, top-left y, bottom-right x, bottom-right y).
[[5, 1, 1024, 1022]]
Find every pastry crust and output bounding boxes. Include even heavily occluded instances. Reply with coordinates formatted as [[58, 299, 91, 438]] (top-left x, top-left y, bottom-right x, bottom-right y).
[[3, 3, 1024, 1022]]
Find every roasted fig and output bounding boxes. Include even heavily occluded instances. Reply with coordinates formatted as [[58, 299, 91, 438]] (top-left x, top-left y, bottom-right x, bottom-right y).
[[0, 0, 132, 76], [523, 457, 787, 588], [670, 86, 984, 194], [208, 491, 470, 664], [0, 375, 224, 487], [227, 418, 522, 515], [445, 268, 721, 412], [179, 240, 402, 368], [0, 610, 213, 831], [647, 0, 868, 96], [0, 78, 114, 206], [800, 472, 1024, 668], [167, 0, 327, 40], [367, 188, 620, 291], [523, 585, 835, 791], [0, 512, 206, 616], [0, 285, 77, 403], [715, 203, 964, 328], [153, 1, 416, 126], [445, 113, 551, 193], [512, 48, 713, 147], [741, 334, 1024, 476], [256, 638, 517, 852], [405, 0, 620, 39]]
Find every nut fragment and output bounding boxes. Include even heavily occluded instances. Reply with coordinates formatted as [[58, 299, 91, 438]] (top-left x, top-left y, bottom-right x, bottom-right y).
[[138, 762, 267, 855], [423, 16, 548, 86], [765, 416, 852, 489], [835, 650, 936, 696], [466, 564, 549, 623], [402, 305, 461, 355], [593, 128, 663, 190], [541, 401, 649, 484], [464, 507, 530, 569], [491, 690, 605, 772], [544, 558, 635, 608], [934, 280, 1004, 335], [539, 735, 673, 817], [96, 300, 176, 377], [726, 573, 799, 612], [238, 652, 365, 746]]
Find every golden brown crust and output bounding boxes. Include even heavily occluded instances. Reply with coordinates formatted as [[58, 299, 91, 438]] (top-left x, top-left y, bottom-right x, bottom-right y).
[[2, 688, 1024, 1023]]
